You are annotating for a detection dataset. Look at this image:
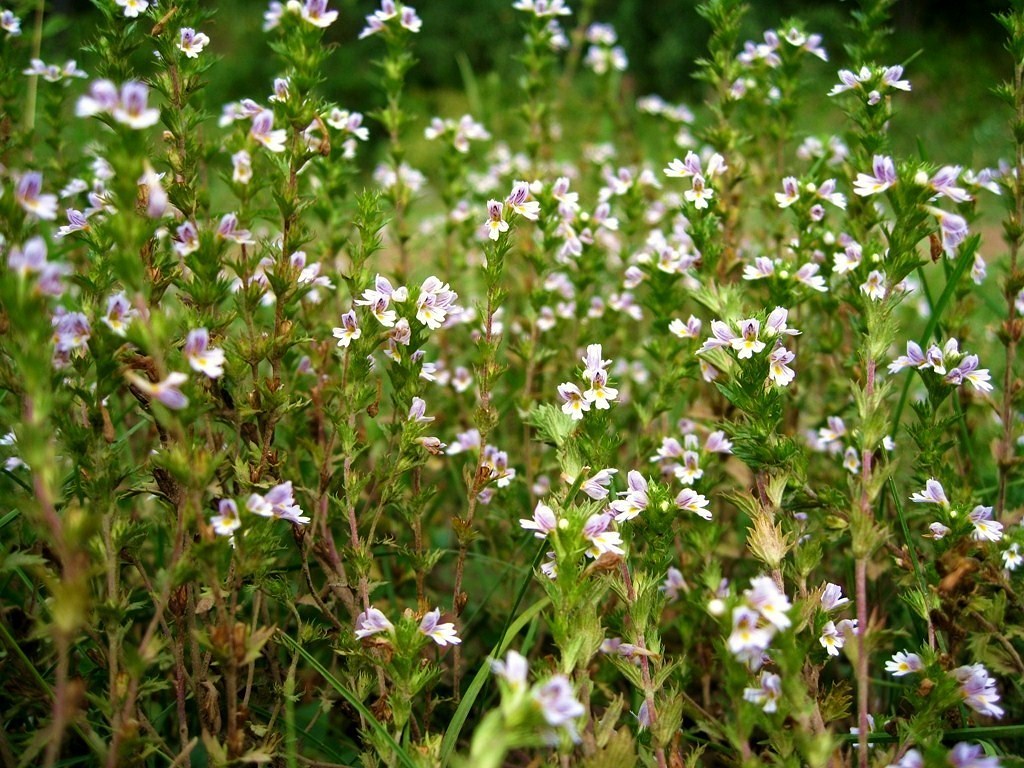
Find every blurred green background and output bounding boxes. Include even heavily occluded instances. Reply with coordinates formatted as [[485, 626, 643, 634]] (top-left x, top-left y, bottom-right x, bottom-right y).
[[37, 0, 1012, 167]]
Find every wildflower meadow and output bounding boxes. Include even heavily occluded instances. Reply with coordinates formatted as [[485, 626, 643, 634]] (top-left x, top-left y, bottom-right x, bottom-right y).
[[2, 0, 1024, 765]]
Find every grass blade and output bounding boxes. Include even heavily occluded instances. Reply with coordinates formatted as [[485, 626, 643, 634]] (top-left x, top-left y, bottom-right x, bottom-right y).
[[439, 594, 550, 766], [276, 630, 418, 768]]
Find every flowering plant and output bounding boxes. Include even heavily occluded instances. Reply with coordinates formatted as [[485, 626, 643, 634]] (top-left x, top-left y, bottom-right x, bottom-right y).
[[1, 1, 1022, 767]]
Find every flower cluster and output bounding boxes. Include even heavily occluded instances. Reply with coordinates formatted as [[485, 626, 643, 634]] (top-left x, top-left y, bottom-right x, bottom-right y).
[[728, 576, 792, 671], [649, 427, 732, 485], [354, 605, 461, 646], [889, 339, 993, 393], [76, 80, 160, 129], [484, 180, 541, 240], [491, 650, 585, 742], [829, 64, 911, 104], [557, 344, 618, 420], [909, 478, 1003, 542], [358, 0, 422, 39], [424, 114, 490, 153], [583, 23, 627, 75], [697, 307, 801, 386], [664, 150, 727, 209]]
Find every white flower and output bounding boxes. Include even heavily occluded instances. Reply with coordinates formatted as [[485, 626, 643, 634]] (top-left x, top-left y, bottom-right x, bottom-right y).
[[178, 27, 210, 58], [116, 0, 149, 18], [885, 651, 923, 676], [419, 608, 461, 646]]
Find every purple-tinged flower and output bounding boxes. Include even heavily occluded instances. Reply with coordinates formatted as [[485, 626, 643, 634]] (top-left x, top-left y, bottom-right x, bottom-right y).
[[407, 396, 433, 423], [247, 481, 309, 525], [581, 513, 624, 558], [263, 1, 285, 30], [767, 345, 796, 387], [948, 742, 1001, 768], [885, 651, 923, 677], [954, 664, 1004, 718], [301, 0, 338, 27], [178, 27, 210, 58], [583, 369, 618, 409], [927, 165, 971, 202], [881, 65, 911, 91], [854, 155, 897, 196], [138, 163, 168, 218], [581, 468, 617, 500], [842, 446, 861, 474], [660, 566, 687, 600], [231, 150, 252, 185], [217, 213, 255, 245], [8, 236, 48, 277], [184, 329, 226, 379], [833, 242, 863, 274], [416, 435, 447, 454], [820, 583, 850, 611], [558, 382, 589, 420], [668, 315, 702, 339], [416, 276, 459, 330], [910, 478, 949, 507], [1, 9, 21, 35], [743, 671, 782, 712], [816, 178, 847, 208], [15, 172, 58, 220], [742, 256, 774, 281], [968, 505, 1003, 542], [705, 431, 733, 454], [484, 199, 508, 241], [399, 5, 421, 32], [860, 269, 887, 301], [76, 79, 119, 117], [520, 501, 557, 538], [506, 180, 540, 220], [819, 620, 844, 656], [684, 173, 713, 209], [730, 318, 765, 359], [127, 371, 189, 410], [52, 312, 91, 355], [211, 500, 241, 537], [327, 108, 370, 142], [828, 67, 868, 96], [610, 470, 649, 522], [926, 206, 969, 255], [675, 450, 703, 485], [113, 82, 160, 129], [728, 606, 773, 662], [927, 522, 952, 539], [251, 110, 287, 153], [513, 0, 573, 18], [889, 341, 928, 373], [332, 310, 361, 348], [533, 676, 585, 731], [354, 607, 394, 640], [945, 354, 993, 393], [419, 609, 461, 646], [116, 0, 149, 18], [357, 13, 385, 38], [676, 488, 711, 520], [775, 176, 800, 207], [102, 293, 137, 336], [795, 262, 828, 292], [173, 221, 200, 257], [23, 58, 87, 83], [491, 649, 529, 687], [744, 576, 792, 630]]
